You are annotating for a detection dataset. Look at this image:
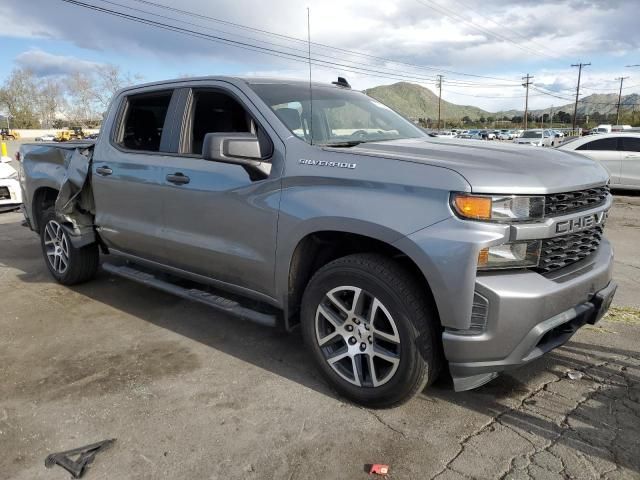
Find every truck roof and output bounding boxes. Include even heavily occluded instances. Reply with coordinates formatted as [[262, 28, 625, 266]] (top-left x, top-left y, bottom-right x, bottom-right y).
[[117, 75, 349, 95]]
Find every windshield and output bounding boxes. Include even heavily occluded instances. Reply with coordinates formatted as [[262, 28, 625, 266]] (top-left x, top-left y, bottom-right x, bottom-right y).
[[249, 83, 425, 146], [521, 130, 543, 139]]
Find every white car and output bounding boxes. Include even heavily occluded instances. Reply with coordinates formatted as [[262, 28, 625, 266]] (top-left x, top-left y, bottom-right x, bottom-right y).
[[558, 133, 640, 190], [497, 130, 514, 140], [35, 134, 56, 142], [434, 131, 457, 138], [513, 129, 556, 147], [0, 157, 22, 211]]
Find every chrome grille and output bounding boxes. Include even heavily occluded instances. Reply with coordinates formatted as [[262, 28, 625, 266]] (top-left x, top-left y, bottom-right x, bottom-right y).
[[534, 226, 604, 273], [544, 186, 609, 217]]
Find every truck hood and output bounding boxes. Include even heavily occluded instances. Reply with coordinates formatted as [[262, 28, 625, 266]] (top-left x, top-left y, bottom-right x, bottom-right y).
[[345, 137, 609, 194]]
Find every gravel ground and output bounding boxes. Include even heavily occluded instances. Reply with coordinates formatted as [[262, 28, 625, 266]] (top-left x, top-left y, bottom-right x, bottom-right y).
[[0, 139, 638, 479]]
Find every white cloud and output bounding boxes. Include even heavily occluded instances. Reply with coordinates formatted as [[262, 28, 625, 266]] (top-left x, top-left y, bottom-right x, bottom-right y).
[[15, 49, 103, 77], [2, 0, 639, 111]]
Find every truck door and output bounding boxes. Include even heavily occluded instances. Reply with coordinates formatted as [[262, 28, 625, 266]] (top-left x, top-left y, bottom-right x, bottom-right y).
[[159, 85, 283, 300], [619, 136, 640, 187], [91, 89, 178, 262]]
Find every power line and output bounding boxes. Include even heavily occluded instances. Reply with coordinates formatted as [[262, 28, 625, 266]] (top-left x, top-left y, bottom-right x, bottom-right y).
[[414, 0, 559, 61], [440, 0, 555, 56], [71, 0, 521, 90], [571, 62, 590, 130], [125, 0, 524, 85]]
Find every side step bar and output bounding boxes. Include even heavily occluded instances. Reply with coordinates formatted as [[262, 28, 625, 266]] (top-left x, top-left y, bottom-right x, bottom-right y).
[[102, 263, 278, 328]]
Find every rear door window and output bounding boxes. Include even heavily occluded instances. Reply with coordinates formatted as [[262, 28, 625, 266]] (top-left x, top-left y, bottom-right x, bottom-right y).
[[619, 137, 640, 152], [576, 138, 618, 151], [119, 91, 173, 152]]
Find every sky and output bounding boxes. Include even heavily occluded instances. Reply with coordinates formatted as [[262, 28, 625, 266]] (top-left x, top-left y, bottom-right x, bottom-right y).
[[1, 0, 639, 113]]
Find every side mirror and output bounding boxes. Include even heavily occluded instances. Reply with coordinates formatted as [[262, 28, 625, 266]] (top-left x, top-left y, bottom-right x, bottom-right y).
[[202, 132, 271, 179], [202, 132, 264, 166]]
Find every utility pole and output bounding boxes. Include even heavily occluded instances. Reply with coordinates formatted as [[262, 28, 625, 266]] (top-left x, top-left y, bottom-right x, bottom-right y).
[[522, 74, 533, 130], [615, 76, 630, 125], [571, 62, 590, 132], [436, 75, 443, 131]]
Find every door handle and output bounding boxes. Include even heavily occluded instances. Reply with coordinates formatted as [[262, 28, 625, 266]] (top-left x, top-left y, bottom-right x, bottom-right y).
[[96, 166, 112, 176], [166, 172, 190, 185]]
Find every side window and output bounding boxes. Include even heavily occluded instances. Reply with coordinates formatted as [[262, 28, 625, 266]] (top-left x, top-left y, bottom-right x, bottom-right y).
[[576, 138, 618, 151], [119, 91, 172, 152], [272, 102, 306, 139], [189, 90, 254, 155], [620, 137, 640, 152]]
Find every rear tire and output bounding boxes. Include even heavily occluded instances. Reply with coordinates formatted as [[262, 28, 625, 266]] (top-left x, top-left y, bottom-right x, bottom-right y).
[[301, 253, 442, 408], [39, 208, 99, 285]]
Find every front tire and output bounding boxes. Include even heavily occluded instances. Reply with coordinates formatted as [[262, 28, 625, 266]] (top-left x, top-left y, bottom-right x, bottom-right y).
[[301, 253, 442, 408], [40, 208, 99, 285]]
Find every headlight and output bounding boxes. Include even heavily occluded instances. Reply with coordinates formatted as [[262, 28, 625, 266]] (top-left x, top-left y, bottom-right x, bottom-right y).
[[478, 241, 541, 270], [451, 193, 545, 222]]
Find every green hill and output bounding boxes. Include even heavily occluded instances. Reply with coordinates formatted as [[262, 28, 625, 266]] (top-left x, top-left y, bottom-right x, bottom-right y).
[[364, 82, 490, 121], [363, 82, 639, 124]]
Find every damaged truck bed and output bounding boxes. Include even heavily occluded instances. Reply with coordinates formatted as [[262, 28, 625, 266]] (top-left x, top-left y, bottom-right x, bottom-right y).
[[19, 142, 97, 248]]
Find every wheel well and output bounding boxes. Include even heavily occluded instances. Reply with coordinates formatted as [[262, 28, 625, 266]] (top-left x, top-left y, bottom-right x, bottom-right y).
[[32, 187, 59, 233], [287, 231, 438, 329]]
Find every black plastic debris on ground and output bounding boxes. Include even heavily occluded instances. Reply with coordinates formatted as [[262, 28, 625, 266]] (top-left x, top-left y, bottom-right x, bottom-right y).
[[45, 439, 115, 478]]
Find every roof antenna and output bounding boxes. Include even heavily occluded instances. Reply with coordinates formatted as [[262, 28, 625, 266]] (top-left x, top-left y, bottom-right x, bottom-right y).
[[307, 7, 313, 145]]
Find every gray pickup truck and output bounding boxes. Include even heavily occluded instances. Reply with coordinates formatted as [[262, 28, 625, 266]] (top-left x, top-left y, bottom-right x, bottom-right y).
[[18, 76, 616, 407]]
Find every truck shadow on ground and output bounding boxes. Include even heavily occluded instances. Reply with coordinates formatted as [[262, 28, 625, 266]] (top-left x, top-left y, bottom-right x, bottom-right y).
[[2, 215, 638, 475]]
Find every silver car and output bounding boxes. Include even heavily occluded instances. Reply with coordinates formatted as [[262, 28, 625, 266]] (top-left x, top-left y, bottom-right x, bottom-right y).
[[514, 129, 556, 147], [558, 133, 640, 190]]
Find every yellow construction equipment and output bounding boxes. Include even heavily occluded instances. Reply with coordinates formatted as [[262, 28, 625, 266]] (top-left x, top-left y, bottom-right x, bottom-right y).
[[0, 128, 20, 140], [55, 126, 85, 142]]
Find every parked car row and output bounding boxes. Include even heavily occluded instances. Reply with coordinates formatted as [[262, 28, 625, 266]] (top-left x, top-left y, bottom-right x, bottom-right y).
[[430, 127, 639, 189], [34, 129, 100, 142]]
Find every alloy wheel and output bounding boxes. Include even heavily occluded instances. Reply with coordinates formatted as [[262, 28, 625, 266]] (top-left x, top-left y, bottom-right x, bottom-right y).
[[43, 219, 70, 275], [314, 286, 401, 387]]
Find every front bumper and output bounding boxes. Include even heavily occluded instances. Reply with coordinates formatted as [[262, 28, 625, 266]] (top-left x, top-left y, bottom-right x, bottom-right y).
[[444, 238, 615, 391], [0, 178, 22, 211]]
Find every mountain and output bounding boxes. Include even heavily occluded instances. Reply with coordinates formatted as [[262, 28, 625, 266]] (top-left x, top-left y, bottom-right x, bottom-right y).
[[364, 82, 490, 121], [363, 81, 639, 122], [523, 93, 640, 118]]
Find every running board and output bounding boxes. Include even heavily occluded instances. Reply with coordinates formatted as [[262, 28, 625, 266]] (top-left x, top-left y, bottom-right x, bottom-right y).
[[102, 263, 278, 328]]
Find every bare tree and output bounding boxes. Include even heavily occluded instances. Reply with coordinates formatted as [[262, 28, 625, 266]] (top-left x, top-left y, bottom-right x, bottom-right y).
[[36, 78, 64, 128], [65, 72, 98, 125], [93, 64, 141, 113], [0, 68, 40, 128]]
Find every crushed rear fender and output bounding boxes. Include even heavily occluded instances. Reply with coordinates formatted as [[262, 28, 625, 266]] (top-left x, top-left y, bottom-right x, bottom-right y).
[[54, 147, 96, 248]]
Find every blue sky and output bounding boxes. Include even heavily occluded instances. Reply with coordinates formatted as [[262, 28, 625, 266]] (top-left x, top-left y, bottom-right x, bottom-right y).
[[1, 0, 639, 112]]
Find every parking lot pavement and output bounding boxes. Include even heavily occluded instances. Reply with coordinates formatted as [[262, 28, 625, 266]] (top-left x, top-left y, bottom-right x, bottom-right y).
[[1, 194, 639, 479]]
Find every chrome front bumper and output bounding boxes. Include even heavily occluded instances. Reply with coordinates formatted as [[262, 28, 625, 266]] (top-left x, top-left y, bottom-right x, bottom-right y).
[[444, 238, 615, 391]]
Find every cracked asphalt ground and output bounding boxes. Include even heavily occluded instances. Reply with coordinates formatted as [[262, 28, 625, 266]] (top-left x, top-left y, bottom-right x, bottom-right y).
[[0, 158, 639, 477]]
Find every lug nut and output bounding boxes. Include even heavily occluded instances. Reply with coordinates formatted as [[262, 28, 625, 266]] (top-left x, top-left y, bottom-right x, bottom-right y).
[[348, 336, 357, 345], [364, 324, 370, 330], [360, 342, 367, 351], [353, 318, 360, 325], [368, 335, 372, 344], [345, 325, 354, 332]]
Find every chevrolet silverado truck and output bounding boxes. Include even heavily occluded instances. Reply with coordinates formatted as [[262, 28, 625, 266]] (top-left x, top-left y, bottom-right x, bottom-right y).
[[18, 76, 616, 407]]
